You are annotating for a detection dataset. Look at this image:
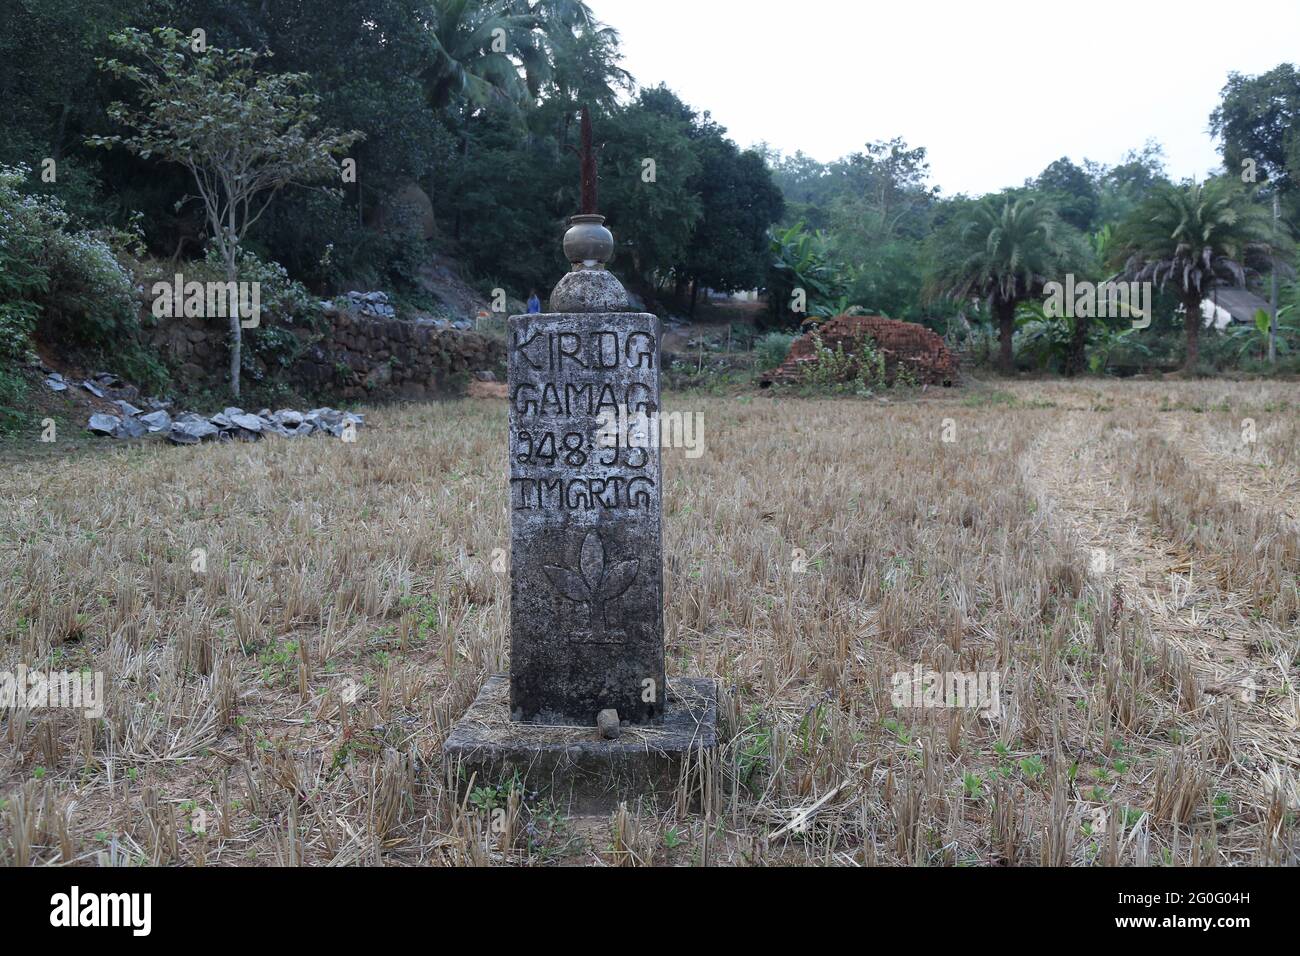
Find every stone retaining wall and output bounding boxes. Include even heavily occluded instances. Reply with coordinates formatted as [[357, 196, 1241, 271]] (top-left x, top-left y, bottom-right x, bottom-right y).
[[148, 305, 507, 400]]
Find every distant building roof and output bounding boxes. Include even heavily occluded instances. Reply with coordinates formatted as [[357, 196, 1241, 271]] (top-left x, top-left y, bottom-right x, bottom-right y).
[[1207, 285, 1271, 324]]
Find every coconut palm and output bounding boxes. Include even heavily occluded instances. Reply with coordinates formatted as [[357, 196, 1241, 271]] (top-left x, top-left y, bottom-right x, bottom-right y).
[[1111, 178, 1286, 370], [423, 0, 542, 110], [529, 0, 630, 109], [925, 194, 1081, 373]]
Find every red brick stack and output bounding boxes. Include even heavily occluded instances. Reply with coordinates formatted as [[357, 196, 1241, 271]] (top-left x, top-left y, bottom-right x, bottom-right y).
[[766, 315, 959, 386]]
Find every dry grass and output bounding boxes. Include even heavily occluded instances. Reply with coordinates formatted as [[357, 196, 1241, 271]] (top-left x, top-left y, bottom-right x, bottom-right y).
[[1, 378, 1297, 866]]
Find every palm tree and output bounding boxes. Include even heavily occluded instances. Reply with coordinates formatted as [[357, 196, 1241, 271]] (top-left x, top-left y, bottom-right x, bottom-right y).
[[423, 0, 542, 111], [1111, 178, 1284, 371], [531, 0, 631, 110], [423, 1, 628, 114], [925, 194, 1079, 373]]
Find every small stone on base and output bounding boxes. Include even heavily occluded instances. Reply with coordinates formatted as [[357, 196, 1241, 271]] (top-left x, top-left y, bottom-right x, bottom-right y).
[[597, 709, 621, 739]]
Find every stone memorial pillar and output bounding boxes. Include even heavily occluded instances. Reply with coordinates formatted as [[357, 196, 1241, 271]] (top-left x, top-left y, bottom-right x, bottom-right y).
[[507, 214, 664, 728], [444, 110, 716, 811]]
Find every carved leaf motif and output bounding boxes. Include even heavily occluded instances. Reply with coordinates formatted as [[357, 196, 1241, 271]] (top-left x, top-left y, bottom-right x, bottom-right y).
[[579, 531, 605, 593], [596, 559, 639, 602], [543, 566, 590, 603]]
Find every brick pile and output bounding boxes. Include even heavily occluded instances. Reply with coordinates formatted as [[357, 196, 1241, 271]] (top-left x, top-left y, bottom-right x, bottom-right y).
[[766, 315, 959, 386]]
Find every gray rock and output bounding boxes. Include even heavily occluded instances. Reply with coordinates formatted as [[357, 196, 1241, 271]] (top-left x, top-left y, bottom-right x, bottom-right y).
[[231, 413, 264, 432], [44, 373, 68, 392], [115, 416, 147, 439], [549, 269, 630, 314], [114, 399, 143, 417], [222, 407, 244, 419], [88, 414, 120, 436], [169, 417, 219, 444], [597, 709, 621, 739], [451, 319, 473, 331], [209, 413, 234, 429], [342, 290, 396, 318], [473, 370, 496, 382], [273, 409, 304, 427], [139, 410, 172, 433], [81, 380, 106, 398]]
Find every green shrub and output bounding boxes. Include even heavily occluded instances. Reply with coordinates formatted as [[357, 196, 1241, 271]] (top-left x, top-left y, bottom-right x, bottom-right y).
[[0, 366, 28, 436], [40, 228, 138, 346], [755, 331, 795, 370], [0, 164, 139, 350], [0, 302, 38, 361], [797, 332, 888, 393]]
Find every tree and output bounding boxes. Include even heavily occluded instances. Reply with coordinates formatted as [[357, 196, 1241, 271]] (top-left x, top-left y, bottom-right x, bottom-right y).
[[91, 27, 361, 397], [533, 0, 632, 113], [766, 222, 847, 327], [1112, 178, 1285, 371], [1035, 157, 1100, 232], [1211, 65, 1300, 364], [925, 194, 1080, 373], [598, 89, 702, 295], [825, 138, 937, 319], [1211, 65, 1300, 196], [423, 0, 543, 110], [674, 115, 784, 313]]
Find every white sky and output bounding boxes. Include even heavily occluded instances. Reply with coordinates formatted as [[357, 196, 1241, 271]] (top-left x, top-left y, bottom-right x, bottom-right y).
[[588, 0, 1300, 196]]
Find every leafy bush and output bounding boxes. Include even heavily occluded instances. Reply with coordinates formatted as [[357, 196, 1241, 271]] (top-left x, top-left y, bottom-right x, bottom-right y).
[[41, 229, 138, 346], [199, 245, 317, 323], [0, 165, 54, 359], [0, 302, 38, 362], [0, 366, 28, 436], [0, 164, 139, 350], [755, 331, 795, 370], [140, 245, 323, 396], [766, 222, 848, 328], [797, 332, 889, 393]]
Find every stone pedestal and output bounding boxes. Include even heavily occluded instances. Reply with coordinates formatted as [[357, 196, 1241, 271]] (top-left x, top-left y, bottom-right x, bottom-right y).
[[444, 676, 717, 813]]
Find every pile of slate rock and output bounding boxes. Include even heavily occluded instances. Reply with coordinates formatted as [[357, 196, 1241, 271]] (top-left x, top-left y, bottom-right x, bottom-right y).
[[338, 290, 397, 319], [88, 405, 364, 444]]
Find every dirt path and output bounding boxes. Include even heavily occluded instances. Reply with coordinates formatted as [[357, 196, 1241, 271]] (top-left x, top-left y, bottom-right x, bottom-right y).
[[1024, 412, 1300, 771], [1157, 417, 1300, 528]]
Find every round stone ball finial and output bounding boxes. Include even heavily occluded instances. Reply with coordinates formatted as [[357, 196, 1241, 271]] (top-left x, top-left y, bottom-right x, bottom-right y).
[[563, 214, 615, 271]]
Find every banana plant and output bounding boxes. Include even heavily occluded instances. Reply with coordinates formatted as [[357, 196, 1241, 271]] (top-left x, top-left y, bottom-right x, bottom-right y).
[[1226, 306, 1297, 360], [1015, 300, 1150, 373], [766, 221, 848, 326]]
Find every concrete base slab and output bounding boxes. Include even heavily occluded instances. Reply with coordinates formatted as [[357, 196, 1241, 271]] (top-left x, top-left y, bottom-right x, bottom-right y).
[[444, 675, 718, 814]]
